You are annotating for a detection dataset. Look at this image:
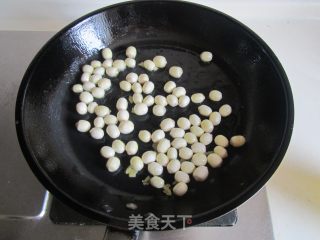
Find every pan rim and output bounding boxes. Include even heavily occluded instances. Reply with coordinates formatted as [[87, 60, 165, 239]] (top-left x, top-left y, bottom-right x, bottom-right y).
[[15, 0, 294, 229]]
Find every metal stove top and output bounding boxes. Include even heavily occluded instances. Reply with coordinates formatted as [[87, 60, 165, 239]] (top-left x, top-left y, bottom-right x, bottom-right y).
[[0, 31, 274, 240]]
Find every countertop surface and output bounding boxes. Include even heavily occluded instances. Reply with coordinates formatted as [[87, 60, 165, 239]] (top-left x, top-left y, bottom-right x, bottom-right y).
[[0, 1, 319, 239]]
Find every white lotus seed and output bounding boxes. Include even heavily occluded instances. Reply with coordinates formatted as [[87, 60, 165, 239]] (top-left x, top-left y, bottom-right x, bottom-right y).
[[201, 119, 214, 133], [189, 114, 201, 126], [126, 72, 138, 84], [102, 48, 112, 59], [131, 82, 142, 93], [138, 73, 149, 84], [173, 182, 188, 196], [126, 46, 137, 59], [151, 129, 165, 143], [230, 135, 246, 147], [72, 84, 83, 93], [219, 104, 232, 117], [104, 114, 118, 125], [97, 78, 111, 90], [191, 93, 205, 104], [209, 111, 222, 126], [166, 94, 178, 107], [143, 95, 154, 107], [207, 153, 223, 168], [94, 105, 110, 117], [167, 159, 181, 174], [209, 90, 222, 102], [112, 139, 125, 154], [171, 138, 187, 149], [133, 103, 148, 115], [153, 56, 167, 68], [214, 146, 228, 158], [198, 105, 212, 117], [177, 117, 191, 130], [200, 51, 213, 62], [157, 138, 171, 153], [125, 58, 136, 68], [126, 141, 138, 155], [93, 117, 105, 128], [160, 118, 175, 132], [100, 146, 115, 158], [117, 110, 130, 121], [79, 91, 94, 104], [180, 161, 195, 174], [81, 72, 90, 82], [132, 93, 143, 104], [143, 60, 156, 71], [214, 135, 229, 147], [106, 124, 120, 139], [89, 74, 102, 84], [190, 126, 204, 137], [93, 67, 105, 76], [91, 87, 105, 99], [192, 152, 207, 166], [119, 80, 132, 92], [200, 133, 213, 145], [167, 147, 178, 160], [91, 60, 102, 68], [75, 120, 91, 132], [164, 81, 176, 93], [116, 97, 128, 110], [148, 162, 163, 176], [118, 120, 134, 134], [106, 67, 119, 78], [191, 142, 206, 153], [106, 157, 120, 172], [76, 102, 87, 115], [112, 59, 126, 71], [130, 156, 144, 171], [82, 81, 95, 92], [142, 151, 157, 164], [150, 176, 164, 188], [156, 153, 169, 166], [184, 132, 198, 145], [88, 74, 100, 84], [179, 147, 193, 160], [169, 66, 183, 78], [102, 59, 113, 68], [178, 95, 190, 108], [155, 95, 168, 106], [174, 171, 190, 184], [170, 128, 185, 138], [90, 127, 104, 139], [82, 80, 95, 91], [193, 166, 209, 182], [87, 102, 98, 114], [142, 81, 155, 94], [172, 87, 186, 98], [82, 64, 94, 73], [138, 130, 151, 143], [87, 76, 100, 86], [152, 105, 166, 116]]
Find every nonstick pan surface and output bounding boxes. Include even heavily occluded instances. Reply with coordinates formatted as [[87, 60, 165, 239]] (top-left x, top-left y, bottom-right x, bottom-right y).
[[16, 0, 294, 229]]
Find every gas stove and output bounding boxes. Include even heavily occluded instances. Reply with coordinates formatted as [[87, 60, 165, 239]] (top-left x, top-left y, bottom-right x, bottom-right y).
[[0, 31, 274, 240]]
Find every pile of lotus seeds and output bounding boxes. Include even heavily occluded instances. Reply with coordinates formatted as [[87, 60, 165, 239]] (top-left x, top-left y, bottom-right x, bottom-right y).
[[72, 46, 246, 197]]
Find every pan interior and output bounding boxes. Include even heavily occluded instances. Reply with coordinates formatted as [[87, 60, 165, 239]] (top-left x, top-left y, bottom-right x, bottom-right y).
[[19, 1, 291, 227]]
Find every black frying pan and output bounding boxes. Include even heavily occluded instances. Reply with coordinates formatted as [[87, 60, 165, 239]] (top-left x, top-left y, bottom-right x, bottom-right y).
[[15, 0, 294, 230]]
